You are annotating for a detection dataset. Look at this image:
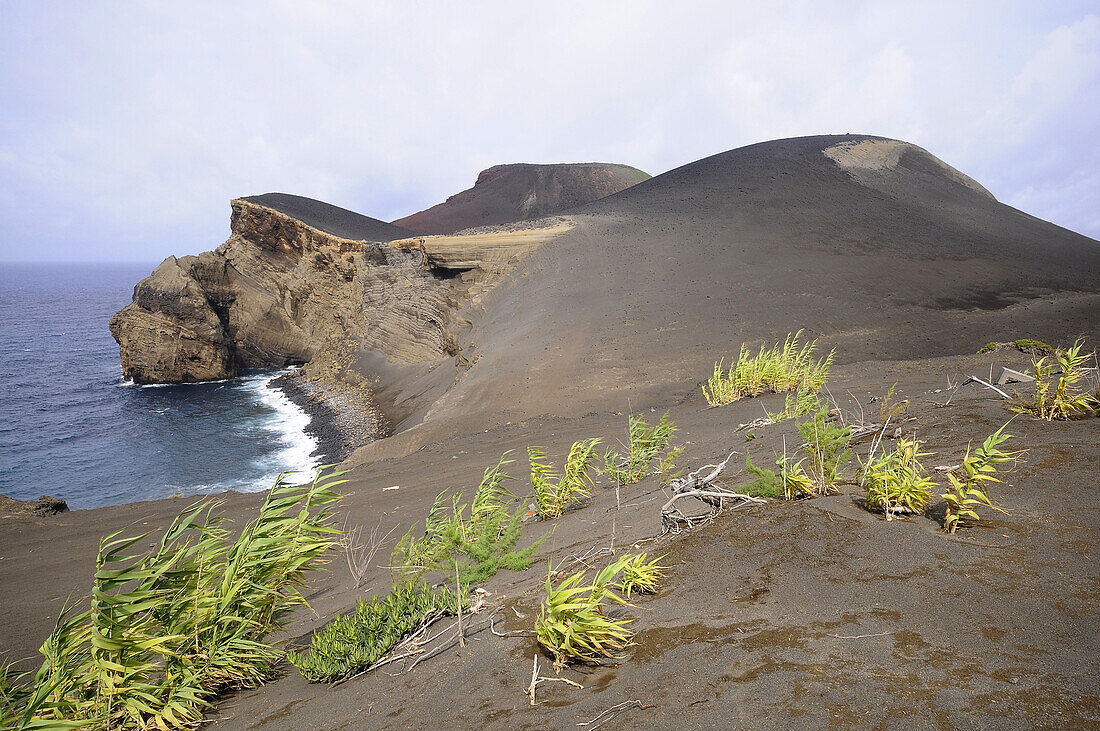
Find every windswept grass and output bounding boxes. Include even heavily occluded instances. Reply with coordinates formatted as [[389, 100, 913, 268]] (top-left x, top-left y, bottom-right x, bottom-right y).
[[703, 330, 834, 406], [604, 413, 677, 486], [3, 468, 343, 729], [529, 439, 601, 519]]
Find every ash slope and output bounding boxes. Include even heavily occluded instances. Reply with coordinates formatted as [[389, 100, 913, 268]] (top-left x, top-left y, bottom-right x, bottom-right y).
[[392, 162, 650, 234], [362, 135, 1100, 451], [241, 193, 412, 241]]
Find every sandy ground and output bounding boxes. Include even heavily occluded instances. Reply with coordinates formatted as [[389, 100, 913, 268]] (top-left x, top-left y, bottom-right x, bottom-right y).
[[3, 136, 1098, 728], [2, 352, 1098, 728]]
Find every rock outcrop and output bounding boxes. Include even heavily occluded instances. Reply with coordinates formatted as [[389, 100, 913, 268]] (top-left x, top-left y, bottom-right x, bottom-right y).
[[393, 162, 649, 234], [110, 197, 568, 385]]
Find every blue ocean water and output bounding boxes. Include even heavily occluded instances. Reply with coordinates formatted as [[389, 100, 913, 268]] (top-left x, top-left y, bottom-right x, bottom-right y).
[[0, 263, 319, 510]]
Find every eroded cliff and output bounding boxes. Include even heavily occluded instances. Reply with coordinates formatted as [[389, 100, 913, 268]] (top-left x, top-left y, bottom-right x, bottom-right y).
[[110, 199, 568, 386]]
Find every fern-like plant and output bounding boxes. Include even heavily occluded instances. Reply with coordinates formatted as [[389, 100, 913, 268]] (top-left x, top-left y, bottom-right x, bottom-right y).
[[797, 406, 853, 493], [942, 424, 1019, 533]]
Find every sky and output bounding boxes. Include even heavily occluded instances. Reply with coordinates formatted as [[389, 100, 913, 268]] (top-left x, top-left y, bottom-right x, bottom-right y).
[[1, 1, 1097, 262]]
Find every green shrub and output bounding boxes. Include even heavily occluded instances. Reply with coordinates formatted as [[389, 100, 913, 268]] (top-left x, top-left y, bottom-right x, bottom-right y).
[[942, 424, 1018, 533], [797, 406, 853, 492], [288, 582, 461, 683], [978, 339, 1055, 355], [703, 330, 834, 406], [604, 413, 677, 485], [3, 469, 343, 729], [862, 437, 936, 517], [535, 555, 636, 672], [529, 438, 601, 519], [391, 454, 542, 587], [742, 453, 785, 498], [1011, 339, 1099, 420], [766, 389, 823, 424]]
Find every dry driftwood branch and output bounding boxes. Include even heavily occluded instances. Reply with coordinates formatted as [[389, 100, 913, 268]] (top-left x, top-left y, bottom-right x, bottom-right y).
[[942, 376, 1012, 406], [577, 699, 651, 728], [660, 452, 766, 533]]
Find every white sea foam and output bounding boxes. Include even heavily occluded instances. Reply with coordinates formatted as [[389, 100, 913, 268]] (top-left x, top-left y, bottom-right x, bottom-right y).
[[239, 368, 320, 492]]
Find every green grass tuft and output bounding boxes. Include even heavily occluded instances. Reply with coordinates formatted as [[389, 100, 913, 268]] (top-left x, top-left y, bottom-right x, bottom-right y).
[[703, 330, 834, 406], [604, 413, 677, 486], [861, 437, 936, 517]]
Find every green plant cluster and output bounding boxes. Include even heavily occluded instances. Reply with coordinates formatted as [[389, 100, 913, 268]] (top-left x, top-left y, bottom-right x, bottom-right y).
[[797, 406, 853, 492], [535, 553, 662, 671], [942, 424, 1019, 533], [1011, 339, 1099, 420], [977, 339, 1055, 355], [703, 330, 834, 406], [529, 438, 601, 519], [741, 405, 851, 499], [861, 437, 937, 517], [287, 582, 462, 683], [2, 469, 343, 730], [604, 413, 679, 485], [290, 454, 544, 684], [392, 454, 543, 587], [765, 389, 823, 424]]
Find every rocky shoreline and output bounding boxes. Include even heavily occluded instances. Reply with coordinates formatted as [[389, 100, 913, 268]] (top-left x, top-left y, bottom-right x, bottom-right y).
[[271, 369, 389, 466]]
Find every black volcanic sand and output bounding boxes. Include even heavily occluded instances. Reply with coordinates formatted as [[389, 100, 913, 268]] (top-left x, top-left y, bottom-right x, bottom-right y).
[[2, 136, 1099, 727], [2, 354, 1098, 728], [272, 370, 390, 465]]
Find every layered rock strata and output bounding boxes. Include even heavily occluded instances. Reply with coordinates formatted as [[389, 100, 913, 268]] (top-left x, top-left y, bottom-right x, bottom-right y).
[[110, 199, 568, 385]]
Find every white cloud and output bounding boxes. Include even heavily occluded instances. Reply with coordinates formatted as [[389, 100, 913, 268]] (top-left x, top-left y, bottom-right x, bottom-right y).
[[0, 1, 1097, 261]]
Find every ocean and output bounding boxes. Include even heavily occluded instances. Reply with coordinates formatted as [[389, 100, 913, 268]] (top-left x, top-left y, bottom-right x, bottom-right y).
[[0, 262, 320, 510]]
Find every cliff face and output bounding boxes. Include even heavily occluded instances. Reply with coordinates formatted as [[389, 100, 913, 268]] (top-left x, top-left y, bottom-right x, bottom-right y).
[[393, 162, 649, 234], [110, 198, 570, 385], [111, 201, 460, 384]]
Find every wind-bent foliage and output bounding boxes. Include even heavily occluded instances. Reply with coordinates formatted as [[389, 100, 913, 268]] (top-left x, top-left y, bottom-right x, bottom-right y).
[[287, 582, 462, 683], [703, 330, 834, 406], [535, 555, 636, 672], [862, 437, 936, 517], [604, 413, 677, 486], [942, 424, 1019, 533], [1011, 339, 1099, 420], [4, 468, 343, 730], [529, 438, 602, 519], [615, 554, 666, 598]]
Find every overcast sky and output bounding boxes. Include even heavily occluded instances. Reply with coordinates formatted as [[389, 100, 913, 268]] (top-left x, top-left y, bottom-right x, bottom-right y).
[[1, 1, 1097, 262]]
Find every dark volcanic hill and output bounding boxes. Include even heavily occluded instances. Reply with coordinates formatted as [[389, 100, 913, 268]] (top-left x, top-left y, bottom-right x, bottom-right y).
[[364, 134, 1100, 445], [392, 162, 650, 234], [241, 192, 412, 241]]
